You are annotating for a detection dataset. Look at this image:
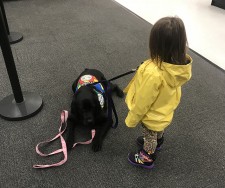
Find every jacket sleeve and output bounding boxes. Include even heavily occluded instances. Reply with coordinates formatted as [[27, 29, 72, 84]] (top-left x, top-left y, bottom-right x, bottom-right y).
[[125, 73, 161, 127]]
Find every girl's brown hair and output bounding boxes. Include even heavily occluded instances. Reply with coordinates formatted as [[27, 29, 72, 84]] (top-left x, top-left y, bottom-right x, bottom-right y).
[[149, 17, 188, 65]]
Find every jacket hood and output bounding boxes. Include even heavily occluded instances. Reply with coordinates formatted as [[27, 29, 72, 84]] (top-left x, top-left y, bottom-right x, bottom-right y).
[[160, 55, 192, 87]]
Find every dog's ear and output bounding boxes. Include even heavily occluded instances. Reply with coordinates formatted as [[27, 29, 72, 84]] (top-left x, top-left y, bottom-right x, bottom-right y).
[[68, 112, 77, 123], [72, 78, 79, 93], [71, 91, 80, 116]]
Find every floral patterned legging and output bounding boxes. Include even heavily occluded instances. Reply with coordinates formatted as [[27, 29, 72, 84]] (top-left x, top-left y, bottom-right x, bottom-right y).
[[142, 124, 164, 154]]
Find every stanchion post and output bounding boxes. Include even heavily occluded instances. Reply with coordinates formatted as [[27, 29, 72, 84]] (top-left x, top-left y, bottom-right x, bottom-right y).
[[0, 8, 23, 103], [0, 8, 43, 121], [0, 0, 23, 44], [0, 0, 9, 34]]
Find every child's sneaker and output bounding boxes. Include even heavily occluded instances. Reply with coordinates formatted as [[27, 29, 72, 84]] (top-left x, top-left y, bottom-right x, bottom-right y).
[[128, 149, 156, 169], [136, 135, 164, 151]]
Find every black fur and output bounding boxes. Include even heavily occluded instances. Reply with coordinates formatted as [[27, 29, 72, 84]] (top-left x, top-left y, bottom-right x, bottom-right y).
[[66, 69, 124, 152]]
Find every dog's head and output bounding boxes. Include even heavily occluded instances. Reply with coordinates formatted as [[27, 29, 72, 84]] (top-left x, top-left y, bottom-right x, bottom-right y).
[[71, 86, 103, 127]]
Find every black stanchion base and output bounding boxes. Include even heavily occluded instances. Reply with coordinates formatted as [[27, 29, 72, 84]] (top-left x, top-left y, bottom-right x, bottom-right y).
[[8, 32, 23, 44], [0, 91, 43, 121]]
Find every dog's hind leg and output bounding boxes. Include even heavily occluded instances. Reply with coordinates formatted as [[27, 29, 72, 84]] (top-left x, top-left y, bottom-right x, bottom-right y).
[[109, 83, 124, 98], [92, 120, 111, 152]]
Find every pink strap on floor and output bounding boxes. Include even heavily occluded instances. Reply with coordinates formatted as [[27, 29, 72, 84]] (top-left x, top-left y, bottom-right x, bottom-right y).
[[33, 110, 95, 169]]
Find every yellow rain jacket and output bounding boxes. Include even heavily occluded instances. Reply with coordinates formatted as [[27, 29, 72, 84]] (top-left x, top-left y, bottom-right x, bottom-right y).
[[124, 55, 192, 131]]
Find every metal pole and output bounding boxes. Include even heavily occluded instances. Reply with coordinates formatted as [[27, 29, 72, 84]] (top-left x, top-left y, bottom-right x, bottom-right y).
[[0, 0, 23, 44], [0, 0, 9, 34], [0, 8, 24, 103], [0, 8, 43, 121]]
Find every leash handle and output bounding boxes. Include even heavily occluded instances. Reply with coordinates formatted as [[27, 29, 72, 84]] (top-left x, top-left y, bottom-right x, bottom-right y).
[[33, 111, 95, 169]]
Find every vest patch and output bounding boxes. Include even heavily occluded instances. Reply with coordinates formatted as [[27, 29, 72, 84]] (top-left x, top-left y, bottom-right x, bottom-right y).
[[76, 75, 105, 108]]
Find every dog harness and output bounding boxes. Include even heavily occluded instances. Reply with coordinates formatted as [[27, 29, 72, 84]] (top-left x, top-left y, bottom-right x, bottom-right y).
[[76, 75, 105, 108]]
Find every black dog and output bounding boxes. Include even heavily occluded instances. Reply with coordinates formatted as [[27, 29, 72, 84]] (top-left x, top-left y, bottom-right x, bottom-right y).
[[66, 68, 124, 152]]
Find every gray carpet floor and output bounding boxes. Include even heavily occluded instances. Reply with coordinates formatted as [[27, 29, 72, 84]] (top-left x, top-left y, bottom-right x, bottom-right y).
[[0, 0, 225, 187]]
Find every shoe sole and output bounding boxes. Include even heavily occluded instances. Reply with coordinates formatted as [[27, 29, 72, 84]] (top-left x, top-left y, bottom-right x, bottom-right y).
[[128, 157, 154, 169]]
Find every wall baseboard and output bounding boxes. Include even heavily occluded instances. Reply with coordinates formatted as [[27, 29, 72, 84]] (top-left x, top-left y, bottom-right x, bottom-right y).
[[211, 0, 225, 10]]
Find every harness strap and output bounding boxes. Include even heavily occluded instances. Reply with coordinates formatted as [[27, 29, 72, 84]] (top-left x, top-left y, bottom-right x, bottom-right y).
[[92, 85, 118, 128], [109, 95, 118, 129], [33, 110, 95, 169], [105, 84, 118, 128]]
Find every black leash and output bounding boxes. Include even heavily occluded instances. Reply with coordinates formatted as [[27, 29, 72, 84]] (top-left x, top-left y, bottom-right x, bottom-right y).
[[88, 69, 137, 86], [108, 69, 137, 82]]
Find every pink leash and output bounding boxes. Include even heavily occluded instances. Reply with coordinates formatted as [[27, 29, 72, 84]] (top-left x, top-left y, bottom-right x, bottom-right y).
[[33, 110, 95, 169]]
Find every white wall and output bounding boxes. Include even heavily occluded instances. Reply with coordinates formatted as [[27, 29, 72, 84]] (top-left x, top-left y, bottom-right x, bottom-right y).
[[114, 0, 225, 70]]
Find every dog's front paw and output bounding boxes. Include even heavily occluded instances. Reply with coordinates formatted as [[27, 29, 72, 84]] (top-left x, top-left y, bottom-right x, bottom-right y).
[[66, 142, 74, 151], [92, 139, 102, 152], [66, 137, 74, 151]]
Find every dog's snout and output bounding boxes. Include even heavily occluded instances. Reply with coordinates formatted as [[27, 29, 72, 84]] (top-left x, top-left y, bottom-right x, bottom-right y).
[[84, 116, 94, 125], [87, 118, 93, 123]]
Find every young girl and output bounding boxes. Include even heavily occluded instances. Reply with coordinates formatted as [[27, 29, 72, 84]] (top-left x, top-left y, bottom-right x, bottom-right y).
[[124, 16, 192, 169]]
